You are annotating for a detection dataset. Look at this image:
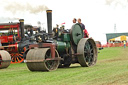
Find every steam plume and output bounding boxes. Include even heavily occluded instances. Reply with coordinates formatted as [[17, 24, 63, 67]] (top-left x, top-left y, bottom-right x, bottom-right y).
[[0, 17, 19, 22], [105, 0, 128, 7], [4, 2, 49, 14]]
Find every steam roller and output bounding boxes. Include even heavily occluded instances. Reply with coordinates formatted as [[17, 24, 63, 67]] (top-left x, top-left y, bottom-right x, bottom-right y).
[[24, 10, 98, 71], [26, 48, 60, 71], [0, 50, 11, 69]]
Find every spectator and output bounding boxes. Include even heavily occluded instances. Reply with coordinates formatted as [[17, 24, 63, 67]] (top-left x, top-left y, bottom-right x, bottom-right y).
[[123, 41, 126, 48]]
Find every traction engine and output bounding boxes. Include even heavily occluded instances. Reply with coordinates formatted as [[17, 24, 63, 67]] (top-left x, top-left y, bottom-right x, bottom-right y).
[[25, 10, 98, 71], [0, 20, 35, 68]]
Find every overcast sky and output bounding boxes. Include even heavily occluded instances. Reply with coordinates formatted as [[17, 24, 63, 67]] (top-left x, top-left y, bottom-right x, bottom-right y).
[[0, 0, 128, 44]]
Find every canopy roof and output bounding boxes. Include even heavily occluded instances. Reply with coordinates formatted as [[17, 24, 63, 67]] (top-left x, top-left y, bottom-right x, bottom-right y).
[[109, 35, 128, 41]]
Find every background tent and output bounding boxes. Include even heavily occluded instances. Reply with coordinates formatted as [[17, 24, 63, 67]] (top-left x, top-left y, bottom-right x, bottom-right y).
[[109, 35, 128, 42]]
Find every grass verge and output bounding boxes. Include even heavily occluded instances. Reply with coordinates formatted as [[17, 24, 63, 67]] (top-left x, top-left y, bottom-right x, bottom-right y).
[[0, 47, 128, 85]]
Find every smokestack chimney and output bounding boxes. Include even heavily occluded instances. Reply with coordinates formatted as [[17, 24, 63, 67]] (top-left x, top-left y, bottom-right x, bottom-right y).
[[19, 19, 25, 41], [46, 10, 52, 37]]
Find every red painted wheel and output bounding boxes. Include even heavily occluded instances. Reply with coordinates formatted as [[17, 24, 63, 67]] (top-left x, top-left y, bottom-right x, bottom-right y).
[[11, 47, 27, 64], [11, 53, 24, 63]]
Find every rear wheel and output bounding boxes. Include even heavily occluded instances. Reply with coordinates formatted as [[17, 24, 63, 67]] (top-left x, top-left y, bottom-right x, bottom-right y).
[[11, 46, 27, 63], [77, 38, 97, 67], [11, 53, 24, 63]]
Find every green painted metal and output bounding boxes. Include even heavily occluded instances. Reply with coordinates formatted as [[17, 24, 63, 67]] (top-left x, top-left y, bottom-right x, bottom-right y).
[[56, 41, 66, 52], [62, 33, 70, 42], [71, 23, 83, 45], [66, 42, 70, 48]]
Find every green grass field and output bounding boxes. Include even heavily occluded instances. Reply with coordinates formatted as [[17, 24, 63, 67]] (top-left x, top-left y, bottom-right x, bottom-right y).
[[0, 47, 128, 85]]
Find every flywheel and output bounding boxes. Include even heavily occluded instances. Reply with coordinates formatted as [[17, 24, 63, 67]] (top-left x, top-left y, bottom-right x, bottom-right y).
[[70, 23, 83, 45]]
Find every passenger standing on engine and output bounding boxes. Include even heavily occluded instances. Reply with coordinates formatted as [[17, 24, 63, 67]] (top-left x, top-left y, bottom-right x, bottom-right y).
[[73, 18, 77, 24], [78, 18, 89, 38]]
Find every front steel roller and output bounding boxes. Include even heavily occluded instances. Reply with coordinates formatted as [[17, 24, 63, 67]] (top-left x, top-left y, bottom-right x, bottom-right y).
[[26, 48, 60, 71], [0, 50, 11, 69], [77, 38, 98, 67]]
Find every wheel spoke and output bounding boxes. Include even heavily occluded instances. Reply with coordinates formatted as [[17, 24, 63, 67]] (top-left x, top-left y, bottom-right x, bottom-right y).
[[19, 57, 22, 60], [88, 56, 91, 64], [11, 53, 24, 63], [88, 41, 92, 49], [19, 54, 23, 56], [84, 41, 95, 65], [86, 56, 92, 66], [90, 48, 93, 52], [85, 55, 89, 62], [85, 42, 90, 49], [45, 53, 54, 69], [84, 50, 88, 54], [89, 42, 92, 48], [14, 57, 16, 62], [17, 57, 19, 62]]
